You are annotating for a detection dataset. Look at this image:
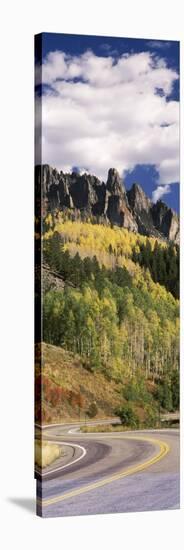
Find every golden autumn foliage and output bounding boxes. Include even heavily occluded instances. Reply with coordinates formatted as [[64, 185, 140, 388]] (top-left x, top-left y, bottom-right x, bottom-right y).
[[41, 215, 179, 421], [43, 215, 166, 273]]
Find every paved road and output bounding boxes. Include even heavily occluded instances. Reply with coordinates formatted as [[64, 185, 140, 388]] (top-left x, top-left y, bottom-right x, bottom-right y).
[[36, 421, 180, 518]]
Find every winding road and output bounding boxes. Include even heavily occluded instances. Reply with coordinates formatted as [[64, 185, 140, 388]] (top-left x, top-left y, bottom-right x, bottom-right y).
[[35, 421, 180, 518]]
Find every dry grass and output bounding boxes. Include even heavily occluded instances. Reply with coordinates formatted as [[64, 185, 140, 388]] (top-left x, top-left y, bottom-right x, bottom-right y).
[[80, 424, 129, 433], [35, 440, 62, 468], [39, 342, 123, 422]]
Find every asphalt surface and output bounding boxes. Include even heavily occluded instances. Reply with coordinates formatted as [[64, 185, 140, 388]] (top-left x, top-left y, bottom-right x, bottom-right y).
[[36, 421, 180, 518]]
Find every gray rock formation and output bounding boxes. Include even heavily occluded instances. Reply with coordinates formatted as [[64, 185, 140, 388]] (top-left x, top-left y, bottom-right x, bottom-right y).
[[151, 201, 180, 244], [106, 169, 137, 231], [35, 165, 179, 243]]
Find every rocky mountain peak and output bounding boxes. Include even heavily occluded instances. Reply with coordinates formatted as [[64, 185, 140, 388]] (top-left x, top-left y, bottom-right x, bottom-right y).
[[36, 164, 179, 243], [151, 201, 179, 244], [127, 183, 151, 213], [106, 168, 126, 196]]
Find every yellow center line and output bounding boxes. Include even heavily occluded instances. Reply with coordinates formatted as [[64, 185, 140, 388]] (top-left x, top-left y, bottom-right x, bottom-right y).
[[37, 435, 170, 508]]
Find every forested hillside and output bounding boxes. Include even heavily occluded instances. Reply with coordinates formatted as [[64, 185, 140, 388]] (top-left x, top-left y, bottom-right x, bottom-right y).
[[38, 213, 179, 425]]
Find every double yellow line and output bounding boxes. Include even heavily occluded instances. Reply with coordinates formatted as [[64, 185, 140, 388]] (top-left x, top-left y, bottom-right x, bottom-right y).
[[37, 435, 170, 508]]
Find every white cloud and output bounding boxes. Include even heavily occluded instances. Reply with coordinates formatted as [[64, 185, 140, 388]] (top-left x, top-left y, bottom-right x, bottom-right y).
[[152, 184, 171, 203], [146, 40, 172, 50], [36, 49, 179, 199]]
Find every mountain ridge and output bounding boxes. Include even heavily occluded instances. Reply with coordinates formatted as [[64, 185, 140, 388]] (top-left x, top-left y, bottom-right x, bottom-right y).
[[36, 164, 179, 243]]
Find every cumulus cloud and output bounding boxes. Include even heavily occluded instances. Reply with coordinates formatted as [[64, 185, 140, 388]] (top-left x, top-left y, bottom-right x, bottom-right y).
[[36, 49, 179, 199], [152, 184, 171, 203]]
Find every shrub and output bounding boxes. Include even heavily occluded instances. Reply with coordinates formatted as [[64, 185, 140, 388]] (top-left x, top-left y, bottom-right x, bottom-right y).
[[86, 401, 98, 418], [123, 376, 151, 404], [143, 403, 159, 428], [115, 404, 139, 428], [170, 370, 180, 410], [155, 378, 173, 412]]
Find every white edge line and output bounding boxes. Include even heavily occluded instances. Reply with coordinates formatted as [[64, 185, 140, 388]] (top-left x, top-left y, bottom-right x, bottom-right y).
[[35, 441, 87, 477], [35, 423, 179, 434], [35, 418, 115, 429]]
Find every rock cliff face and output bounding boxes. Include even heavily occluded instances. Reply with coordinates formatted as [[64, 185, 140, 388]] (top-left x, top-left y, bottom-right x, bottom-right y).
[[35, 164, 179, 243], [151, 201, 179, 243]]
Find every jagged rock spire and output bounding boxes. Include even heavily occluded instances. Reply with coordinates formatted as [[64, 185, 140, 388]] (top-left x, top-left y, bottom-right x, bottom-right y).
[[36, 164, 179, 243]]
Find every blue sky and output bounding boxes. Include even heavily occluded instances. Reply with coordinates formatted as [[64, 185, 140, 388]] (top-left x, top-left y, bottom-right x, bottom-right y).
[[36, 33, 179, 213]]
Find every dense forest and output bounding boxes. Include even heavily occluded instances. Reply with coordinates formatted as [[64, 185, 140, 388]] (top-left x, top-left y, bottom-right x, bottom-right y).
[[40, 213, 179, 422], [132, 240, 179, 299]]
